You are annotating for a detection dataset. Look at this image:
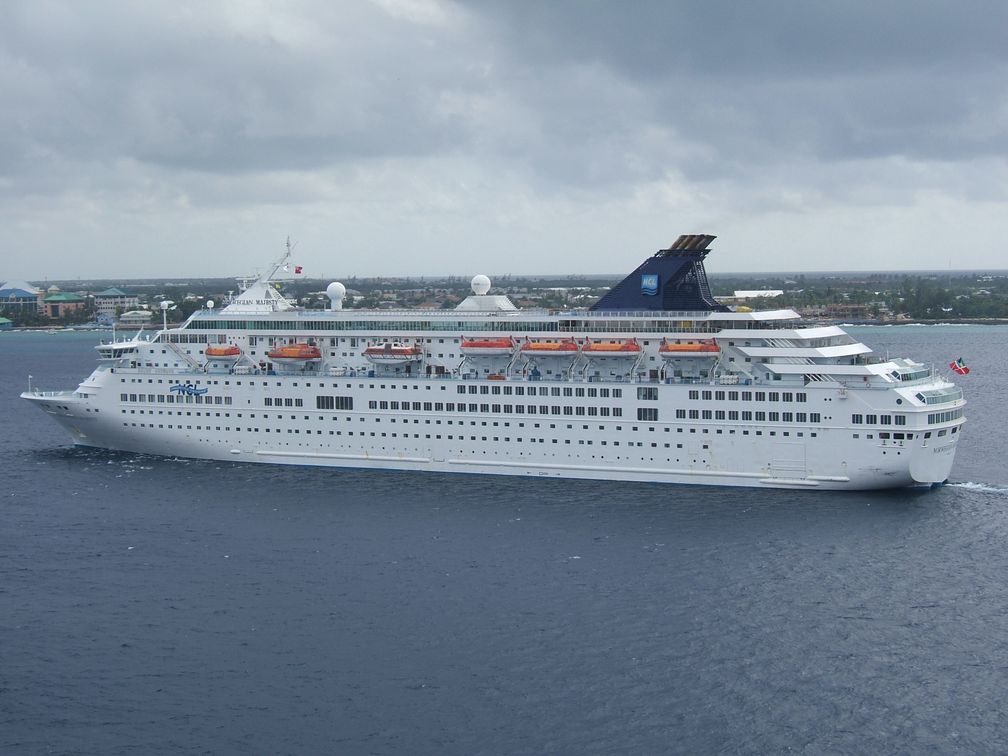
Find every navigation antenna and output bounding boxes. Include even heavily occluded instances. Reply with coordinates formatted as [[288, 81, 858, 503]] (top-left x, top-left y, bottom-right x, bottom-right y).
[[256, 237, 295, 284]]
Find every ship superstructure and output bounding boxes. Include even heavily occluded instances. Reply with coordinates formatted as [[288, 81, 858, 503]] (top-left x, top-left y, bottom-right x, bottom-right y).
[[22, 235, 965, 489]]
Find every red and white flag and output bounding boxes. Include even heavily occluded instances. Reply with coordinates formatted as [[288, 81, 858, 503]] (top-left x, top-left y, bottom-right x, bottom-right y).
[[949, 357, 970, 375], [294, 265, 303, 275]]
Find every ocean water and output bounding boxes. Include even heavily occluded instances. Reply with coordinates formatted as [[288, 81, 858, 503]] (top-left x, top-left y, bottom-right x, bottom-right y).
[[2, 326, 1007, 755]]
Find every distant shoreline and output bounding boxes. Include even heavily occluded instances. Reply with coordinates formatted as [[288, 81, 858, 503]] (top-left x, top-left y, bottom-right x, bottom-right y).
[[829, 318, 1008, 326]]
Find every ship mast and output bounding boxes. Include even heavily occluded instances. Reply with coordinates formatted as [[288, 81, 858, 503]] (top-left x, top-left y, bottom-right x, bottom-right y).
[[235, 238, 294, 294], [260, 237, 294, 284]]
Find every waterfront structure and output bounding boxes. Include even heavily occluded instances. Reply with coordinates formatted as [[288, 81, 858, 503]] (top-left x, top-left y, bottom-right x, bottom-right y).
[[22, 235, 965, 490], [42, 291, 87, 319], [94, 288, 139, 319], [118, 309, 154, 328], [0, 280, 43, 313]]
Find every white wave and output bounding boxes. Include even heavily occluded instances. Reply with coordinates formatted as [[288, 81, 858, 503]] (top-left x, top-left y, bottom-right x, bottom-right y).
[[848, 322, 977, 329], [948, 481, 1008, 494]]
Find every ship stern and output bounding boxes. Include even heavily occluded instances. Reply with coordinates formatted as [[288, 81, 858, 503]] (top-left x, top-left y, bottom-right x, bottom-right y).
[[908, 429, 961, 486]]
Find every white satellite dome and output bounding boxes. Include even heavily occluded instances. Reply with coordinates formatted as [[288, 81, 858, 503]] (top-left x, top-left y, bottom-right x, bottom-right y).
[[326, 281, 346, 310], [206, 299, 215, 309], [471, 274, 491, 296]]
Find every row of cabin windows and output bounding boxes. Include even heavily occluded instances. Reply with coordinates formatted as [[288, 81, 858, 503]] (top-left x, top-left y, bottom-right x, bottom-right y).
[[125, 409, 819, 441], [852, 430, 953, 441], [851, 414, 907, 426], [264, 397, 304, 407], [121, 393, 232, 405], [315, 396, 354, 410], [927, 409, 964, 424], [368, 401, 624, 417], [688, 389, 808, 402], [123, 406, 825, 442], [457, 385, 623, 398], [678, 409, 822, 423], [125, 419, 819, 446]]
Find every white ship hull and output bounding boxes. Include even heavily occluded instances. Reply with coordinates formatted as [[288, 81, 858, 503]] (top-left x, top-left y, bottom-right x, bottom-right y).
[[22, 234, 965, 491], [22, 372, 960, 490]]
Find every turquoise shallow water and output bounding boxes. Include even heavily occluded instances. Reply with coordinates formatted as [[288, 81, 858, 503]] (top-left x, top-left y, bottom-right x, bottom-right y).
[[2, 327, 1006, 754]]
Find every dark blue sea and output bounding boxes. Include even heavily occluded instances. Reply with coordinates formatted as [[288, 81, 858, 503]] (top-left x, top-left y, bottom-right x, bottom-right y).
[[2, 326, 1007, 755]]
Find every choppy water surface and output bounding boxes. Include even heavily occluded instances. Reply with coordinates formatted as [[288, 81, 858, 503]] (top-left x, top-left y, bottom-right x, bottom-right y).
[[2, 327, 1007, 754]]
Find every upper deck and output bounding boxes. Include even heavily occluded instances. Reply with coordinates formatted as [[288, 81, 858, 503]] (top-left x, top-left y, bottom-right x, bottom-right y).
[[184, 307, 805, 335]]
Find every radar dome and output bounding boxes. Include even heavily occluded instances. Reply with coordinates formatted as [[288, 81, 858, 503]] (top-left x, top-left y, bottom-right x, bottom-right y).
[[326, 281, 346, 310], [206, 299, 215, 309], [471, 274, 491, 296]]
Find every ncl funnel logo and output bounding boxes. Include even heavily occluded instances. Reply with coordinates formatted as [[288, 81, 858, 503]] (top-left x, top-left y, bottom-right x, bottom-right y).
[[641, 274, 659, 296]]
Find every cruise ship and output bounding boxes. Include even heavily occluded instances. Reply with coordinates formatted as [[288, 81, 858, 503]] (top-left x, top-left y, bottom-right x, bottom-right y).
[[22, 235, 965, 489]]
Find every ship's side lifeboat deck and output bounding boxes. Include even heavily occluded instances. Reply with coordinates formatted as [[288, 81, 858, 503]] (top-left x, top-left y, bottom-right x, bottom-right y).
[[659, 338, 719, 357], [460, 337, 515, 356], [267, 343, 322, 362], [364, 341, 424, 364]]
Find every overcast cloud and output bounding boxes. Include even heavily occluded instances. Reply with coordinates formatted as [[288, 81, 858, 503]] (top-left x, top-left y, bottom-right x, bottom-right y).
[[1, 0, 1006, 280]]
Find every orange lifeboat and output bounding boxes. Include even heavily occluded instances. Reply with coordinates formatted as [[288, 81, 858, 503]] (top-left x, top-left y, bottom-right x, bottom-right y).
[[520, 339, 580, 354], [363, 341, 423, 364], [582, 338, 641, 354], [267, 343, 322, 363], [658, 338, 719, 356], [205, 344, 241, 360], [460, 336, 515, 357]]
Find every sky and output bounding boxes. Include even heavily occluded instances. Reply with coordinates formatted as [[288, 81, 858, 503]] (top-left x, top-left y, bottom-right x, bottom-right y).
[[2, 0, 1006, 281]]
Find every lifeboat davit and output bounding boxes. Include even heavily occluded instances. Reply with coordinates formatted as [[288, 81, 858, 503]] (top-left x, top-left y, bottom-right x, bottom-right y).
[[267, 343, 322, 363], [363, 341, 423, 364], [582, 338, 641, 355], [520, 339, 580, 355], [460, 336, 515, 357], [659, 338, 719, 357], [205, 344, 241, 363]]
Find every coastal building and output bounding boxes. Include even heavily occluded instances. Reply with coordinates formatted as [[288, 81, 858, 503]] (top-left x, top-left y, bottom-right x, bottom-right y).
[[733, 290, 785, 298], [0, 316, 12, 330], [797, 303, 873, 321], [0, 280, 44, 313], [117, 309, 154, 327], [94, 287, 139, 318], [42, 291, 87, 319]]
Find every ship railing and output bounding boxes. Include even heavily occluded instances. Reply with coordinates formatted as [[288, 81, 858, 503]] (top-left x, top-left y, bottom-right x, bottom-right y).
[[111, 361, 798, 389], [579, 309, 714, 319], [109, 366, 198, 376], [891, 376, 937, 387], [195, 307, 715, 320], [890, 365, 942, 386]]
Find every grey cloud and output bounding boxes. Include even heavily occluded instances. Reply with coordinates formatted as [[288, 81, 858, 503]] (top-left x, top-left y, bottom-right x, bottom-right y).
[[465, 1, 1008, 173], [6, 0, 1004, 194], [471, 1, 1008, 79], [1, 1, 484, 180], [1, 0, 1005, 277]]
